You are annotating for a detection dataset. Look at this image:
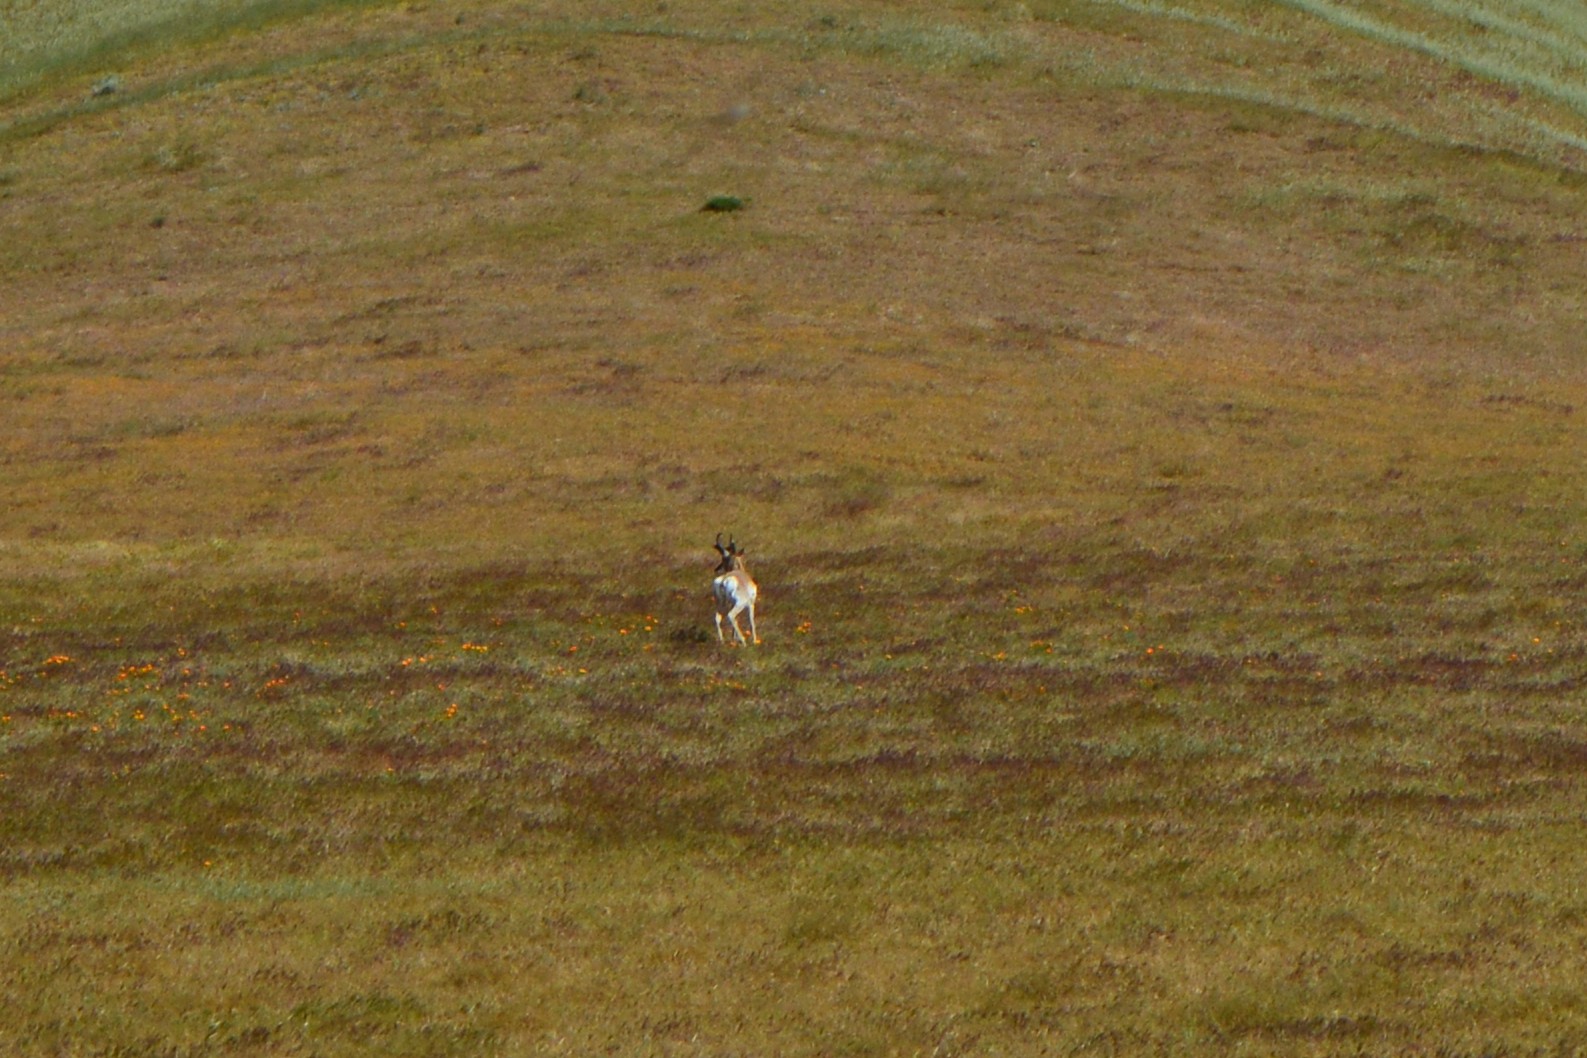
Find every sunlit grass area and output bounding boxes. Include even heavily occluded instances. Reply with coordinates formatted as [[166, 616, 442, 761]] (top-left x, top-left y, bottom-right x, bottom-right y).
[[6, 0, 1587, 1054], [0, 0, 390, 102]]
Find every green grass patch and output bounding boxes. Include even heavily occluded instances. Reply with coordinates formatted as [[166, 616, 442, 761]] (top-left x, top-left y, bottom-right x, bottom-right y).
[[0, 0, 401, 101]]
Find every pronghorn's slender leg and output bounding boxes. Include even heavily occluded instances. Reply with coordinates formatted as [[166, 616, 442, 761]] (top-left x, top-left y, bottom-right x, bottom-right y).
[[714, 610, 728, 644], [727, 601, 751, 645]]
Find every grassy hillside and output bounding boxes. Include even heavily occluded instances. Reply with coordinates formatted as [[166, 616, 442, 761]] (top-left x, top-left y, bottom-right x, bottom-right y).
[[4, 1, 1587, 1055]]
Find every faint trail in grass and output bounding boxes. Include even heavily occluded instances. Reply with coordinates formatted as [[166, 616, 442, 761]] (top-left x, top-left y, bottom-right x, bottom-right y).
[[1076, 0, 1293, 41], [0, 0, 401, 103], [1277, 0, 1587, 117]]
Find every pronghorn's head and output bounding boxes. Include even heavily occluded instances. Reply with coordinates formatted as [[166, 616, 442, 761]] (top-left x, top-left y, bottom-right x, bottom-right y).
[[713, 532, 747, 574]]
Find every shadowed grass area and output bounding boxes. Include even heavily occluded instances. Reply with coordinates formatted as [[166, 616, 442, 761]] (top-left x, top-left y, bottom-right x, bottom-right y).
[[6, 0, 1587, 1054]]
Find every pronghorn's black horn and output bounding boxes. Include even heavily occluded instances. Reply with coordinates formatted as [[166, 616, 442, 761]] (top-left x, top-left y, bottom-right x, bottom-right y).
[[714, 532, 727, 554]]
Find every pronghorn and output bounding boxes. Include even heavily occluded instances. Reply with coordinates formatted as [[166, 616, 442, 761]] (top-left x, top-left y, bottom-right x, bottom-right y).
[[712, 533, 759, 646]]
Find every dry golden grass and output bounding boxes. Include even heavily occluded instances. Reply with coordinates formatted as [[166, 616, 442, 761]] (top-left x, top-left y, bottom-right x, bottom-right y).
[[6, 1, 1587, 1055]]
